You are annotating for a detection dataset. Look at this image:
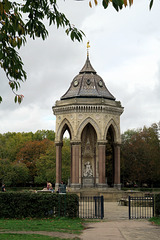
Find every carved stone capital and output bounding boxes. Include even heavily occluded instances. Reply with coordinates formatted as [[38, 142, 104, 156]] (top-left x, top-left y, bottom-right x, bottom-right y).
[[70, 141, 81, 146], [55, 141, 63, 147], [113, 142, 121, 147], [97, 140, 108, 146]]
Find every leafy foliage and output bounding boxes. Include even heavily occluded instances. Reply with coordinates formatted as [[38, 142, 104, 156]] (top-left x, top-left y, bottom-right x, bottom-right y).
[[121, 122, 160, 187], [0, 130, 55, 186], [0, 159, 29, 186], [16, 139, 53, 183], [154, 194, 160, 216], [89, 0, 155, 11], [35, 138, 71, 185], [0, 0, 85, 103], [0, 192, 79, 218]]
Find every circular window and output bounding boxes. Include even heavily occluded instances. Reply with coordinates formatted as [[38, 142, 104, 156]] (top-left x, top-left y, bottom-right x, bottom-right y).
[[86, 79, 91, 85], [98, 80, 103, 87], [73, 80, 79, 87]]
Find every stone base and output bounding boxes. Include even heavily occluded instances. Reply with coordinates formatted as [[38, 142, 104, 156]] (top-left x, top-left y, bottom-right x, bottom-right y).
[[55, 183, 60, 191], [114, 184, 121, 190], [96, 183, 108, 190], [70, 183, 81, 189], [82, 177, 94, 188]]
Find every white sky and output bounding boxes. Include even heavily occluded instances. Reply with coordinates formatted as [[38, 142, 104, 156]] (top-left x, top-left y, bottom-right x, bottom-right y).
[[0, 0, 160, 134]]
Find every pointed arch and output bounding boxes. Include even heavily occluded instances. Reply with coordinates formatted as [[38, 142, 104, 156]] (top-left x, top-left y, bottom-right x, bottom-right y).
[[56, 118, 74, 141], [104, 118, 120, 143], [77, 117, 101, 140]]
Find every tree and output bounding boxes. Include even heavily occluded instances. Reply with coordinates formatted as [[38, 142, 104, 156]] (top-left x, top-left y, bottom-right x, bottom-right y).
[[11, 162, 29, 186], [0, 158, 29, 186], [35, 142, 56, 185], [62, 138, 71, 184], [121, 122, 160, 187], [35, 137, 71, 185], [0, 0, 84, 103], [89, 0, 154, 11], [16, 139, 53, 183]]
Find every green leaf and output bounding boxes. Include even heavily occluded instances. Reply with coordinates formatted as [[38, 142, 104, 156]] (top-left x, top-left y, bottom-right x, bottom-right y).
[[18, 96, 21, 104], [14, 95, 17, 103], [0, 96, 2, 103], [102, 0, 109, 9], [71, 31, 75, 41], [149, 0, 154, 10]]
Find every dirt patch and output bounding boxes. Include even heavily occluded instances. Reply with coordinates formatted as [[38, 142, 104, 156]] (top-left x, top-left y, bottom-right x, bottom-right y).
[[0, 230, 81, 239]]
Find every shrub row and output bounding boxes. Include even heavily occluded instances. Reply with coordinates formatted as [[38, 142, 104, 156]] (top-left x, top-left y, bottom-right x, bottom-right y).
[[155, 194, 160, 216], [0, 192, 79, 218]]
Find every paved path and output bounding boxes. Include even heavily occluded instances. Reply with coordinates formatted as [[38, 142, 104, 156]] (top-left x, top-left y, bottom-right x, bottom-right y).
[[81, 220, 160, 240], [80, 202, 160, 240]]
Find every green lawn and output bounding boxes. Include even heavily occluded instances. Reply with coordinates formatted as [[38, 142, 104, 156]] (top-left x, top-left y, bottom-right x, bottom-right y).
[[0, 217, 84, 234], [149, 217, 160, 225], [0, 233, 79, 240]]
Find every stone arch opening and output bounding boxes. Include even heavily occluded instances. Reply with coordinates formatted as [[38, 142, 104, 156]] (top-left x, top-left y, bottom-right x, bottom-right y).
[[106, 125, 115, 187], [55, 121, 72, 188], [57, 118, 74, 142], [81, 123, 97, 187], [61, 128, 71, 185]]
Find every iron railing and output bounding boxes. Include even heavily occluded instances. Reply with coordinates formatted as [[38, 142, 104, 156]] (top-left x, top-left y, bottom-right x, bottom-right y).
[[79, 196, 104, 219], [129, 196, 154, 219]]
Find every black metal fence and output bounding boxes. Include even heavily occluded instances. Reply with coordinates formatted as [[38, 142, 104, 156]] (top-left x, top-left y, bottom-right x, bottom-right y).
[[79, 196, 104, 219], [129, 196, 154, 219]]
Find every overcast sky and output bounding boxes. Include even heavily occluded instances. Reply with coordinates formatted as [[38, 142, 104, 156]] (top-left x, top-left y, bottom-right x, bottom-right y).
[[0, 0, 160, 134]]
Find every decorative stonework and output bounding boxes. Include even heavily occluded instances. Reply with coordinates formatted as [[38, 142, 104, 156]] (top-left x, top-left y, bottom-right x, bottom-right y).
[[83, 161, 93, 177]]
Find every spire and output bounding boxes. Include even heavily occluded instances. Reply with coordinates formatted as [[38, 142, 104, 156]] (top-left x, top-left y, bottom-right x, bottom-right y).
[[60, 43, 115, 101], [79, 42, 96, 74], [87, 41, 90, 57]]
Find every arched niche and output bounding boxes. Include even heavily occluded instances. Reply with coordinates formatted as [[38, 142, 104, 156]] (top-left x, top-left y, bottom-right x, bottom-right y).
[[81, 123, 97, 187]]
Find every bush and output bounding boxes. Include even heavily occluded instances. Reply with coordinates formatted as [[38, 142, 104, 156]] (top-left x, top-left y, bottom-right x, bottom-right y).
[[155, 194, 160, 217], [0, 192, 79, 218]]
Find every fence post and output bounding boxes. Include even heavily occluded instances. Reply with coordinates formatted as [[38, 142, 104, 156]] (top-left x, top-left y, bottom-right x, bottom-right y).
[[101, 196, 104, 219], [94, 197, 97, 218], [58, 194, 60, 217], [129, 196, 131, 219], [153, 195, 155, 217]]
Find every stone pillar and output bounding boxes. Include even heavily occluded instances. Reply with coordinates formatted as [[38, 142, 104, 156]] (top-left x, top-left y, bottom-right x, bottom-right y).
[[55, 142, 63, 190], [97, 141, 108, 188], [114, 143, 121, 190], [70, 142, 81, 189]]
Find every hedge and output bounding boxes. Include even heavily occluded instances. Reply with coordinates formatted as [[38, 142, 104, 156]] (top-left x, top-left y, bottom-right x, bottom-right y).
[[0, 192, 79, 218], [155, 194, 160, 217]]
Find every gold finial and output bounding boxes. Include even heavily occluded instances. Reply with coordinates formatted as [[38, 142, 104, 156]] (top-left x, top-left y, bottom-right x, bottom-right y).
[[87, 41, 90, 56]]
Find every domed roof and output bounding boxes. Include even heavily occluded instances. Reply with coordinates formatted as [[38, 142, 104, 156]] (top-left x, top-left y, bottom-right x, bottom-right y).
[[61, 56, 115, 100]]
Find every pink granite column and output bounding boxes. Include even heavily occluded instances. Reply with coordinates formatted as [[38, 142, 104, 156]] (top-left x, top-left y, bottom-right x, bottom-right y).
[[71, 142, 80, 189], [98, 143, 106, 186], [114, 143, 121, 189], [55, 142, 63, 188]]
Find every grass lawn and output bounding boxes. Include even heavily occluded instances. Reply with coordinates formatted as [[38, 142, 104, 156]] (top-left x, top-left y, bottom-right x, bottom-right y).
[[0, 233, 79, 240], [149, 217, 160, 225], [0, 217, 84, 234]]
